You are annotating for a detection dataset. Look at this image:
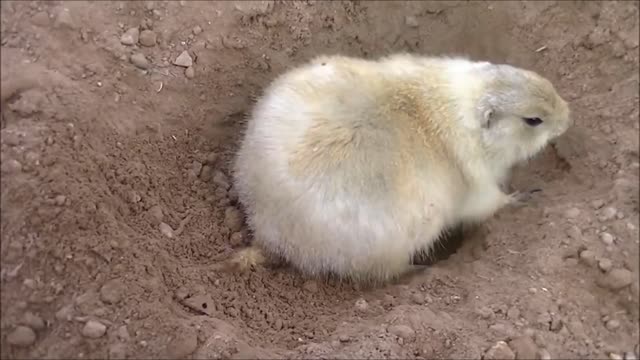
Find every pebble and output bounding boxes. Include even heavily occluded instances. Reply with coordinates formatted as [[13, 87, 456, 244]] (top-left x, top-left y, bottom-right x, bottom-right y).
[[507, 306, 520, 320], [54, 195, 67, 206], [592, 199, 605, 209], [566, 225, 582, 241], [54, 8, 74, 29], [192, 25, 202, 35], [579, 250, 598, 267], [599, 207, 617, 222], [116, 325, 131, 341], [229, 232, 244, 247], [600, 232, 615, 245], [224, 207, 243, 232], [410, 293, 425, 305], [147, 205, 163, 223], [605, 319, 621, 331], [173, 50, 193, 67], [199, 165, 212, 181], [100, 279, 124, 304], [159, 222, 174, 238], [166, 329, 198, 358], [21, 312, 45, 330], [509, 336, 538, 359], [109, 343, 127, 359], [82, 320, 107, 338], [139, 30, 157, 47], [405, 15, 419, 27], [185, 66, 195, 79], [31, 11, 50, 26], [1, 159, 23, 174], [130, 53, 150, 69], [354, 298, 369, 312], [485, 341, 515, 360], [598, 268, 633, 290], [55, 305, 74, 321], [387, 324, 416, 342], [476, 306, 494, 319], [565, 207, 581, 219], [598, 258, 613, 272], [213, 171, 231, 190], [7, 326, 36, 347], [538, 348, 552, 360], [120, 27, 140, 45], [190, 161, 203, 177]]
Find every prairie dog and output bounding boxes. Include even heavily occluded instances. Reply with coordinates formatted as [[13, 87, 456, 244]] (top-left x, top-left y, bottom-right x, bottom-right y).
[[230, 53, 571, 283]]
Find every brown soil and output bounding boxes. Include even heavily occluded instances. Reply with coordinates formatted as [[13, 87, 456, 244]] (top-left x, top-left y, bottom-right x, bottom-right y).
[[1, 1, 639, 359]]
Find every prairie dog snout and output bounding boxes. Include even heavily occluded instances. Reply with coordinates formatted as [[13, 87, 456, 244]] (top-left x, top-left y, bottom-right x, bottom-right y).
[[230, 53, 571, 283]]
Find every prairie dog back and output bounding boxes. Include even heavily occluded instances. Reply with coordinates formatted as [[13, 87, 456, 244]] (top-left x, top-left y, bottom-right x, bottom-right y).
[[232, 53, 571, 283]]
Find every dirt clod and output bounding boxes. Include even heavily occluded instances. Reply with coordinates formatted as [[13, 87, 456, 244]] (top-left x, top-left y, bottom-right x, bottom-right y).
[[485, 341, 516, 360], [598, 268, 634, 291], [100, 279, 124, 304], [224, 206, 243, 232], [120, 27, 140, 45], [388, 324, 416, 343], [130, 53, 150, 69]]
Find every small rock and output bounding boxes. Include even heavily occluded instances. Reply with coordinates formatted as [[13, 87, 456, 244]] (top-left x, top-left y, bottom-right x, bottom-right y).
[[109, 343, 127, 359], [566, 225, 582, 240], [229, 232, 244, 247], [605, 319, 621, 331], [410, 293, 425, 305], [302, 280, 319, 293], [139, 29, 157, 47], [21, 312, 45, 330], [1, 159, 23, 174], [538, 349, 552, 360], [100, 279, 124, 304], [166, 329, 198, 358], [598, 268, 633, 290], [592, 199, 605, 209], [54, 8, 74, 28], [192, 25, 202, 35], [565, 207, 581, 219], [120, 27, 140, 45], [130, 53, 150, 69], [7, 326, 36, 347], [387, 324, 416, 342], [485, 341, 516, 360], [82, 320, 107, 338], [599, 207, 617, 222], [579, 250, 598, 267], [600, 232, 615, 245], [476, 306, 494, 319], [185, 66, 195, 79], [31, 11, 50, 26], [117, 325, 131, 341], [199, 165, 212, 181], [173, 50, 193, 67], [598, 258, 613, 272], [159, 222, 174, 238], [507, 306, 520, 320], [354, 298, 369, 312], [405, 15, 419, 27], [55, 305, 74, 321], [147, 205, 163, 223], [224, 207, 243, 232], [53, 195, 67, 206], [339, 334, 350, 342], [509, 336, 538, 360], [213, 171, 231, 190], [190, 161, 203, 178]]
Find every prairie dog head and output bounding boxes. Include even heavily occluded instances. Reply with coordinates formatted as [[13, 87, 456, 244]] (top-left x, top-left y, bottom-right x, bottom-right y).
[[474, 63, 571, 166]]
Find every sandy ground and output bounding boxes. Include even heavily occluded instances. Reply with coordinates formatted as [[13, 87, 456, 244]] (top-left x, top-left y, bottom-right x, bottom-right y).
[[1, 1, 639, 359]]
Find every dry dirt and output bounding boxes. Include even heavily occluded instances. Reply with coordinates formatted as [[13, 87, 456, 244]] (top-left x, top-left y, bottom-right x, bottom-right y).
[[1, 1, 639, 359]]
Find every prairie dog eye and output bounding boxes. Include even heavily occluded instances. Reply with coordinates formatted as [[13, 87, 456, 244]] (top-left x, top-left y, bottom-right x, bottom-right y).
[[523, 117, 543, 127]]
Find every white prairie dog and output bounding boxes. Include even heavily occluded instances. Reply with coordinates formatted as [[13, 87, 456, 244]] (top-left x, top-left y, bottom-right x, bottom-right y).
[[230, 53, 572, 283]]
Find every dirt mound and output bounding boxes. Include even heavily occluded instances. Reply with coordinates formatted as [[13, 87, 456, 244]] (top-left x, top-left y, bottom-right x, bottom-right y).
[[1, 1, 638, 359]]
